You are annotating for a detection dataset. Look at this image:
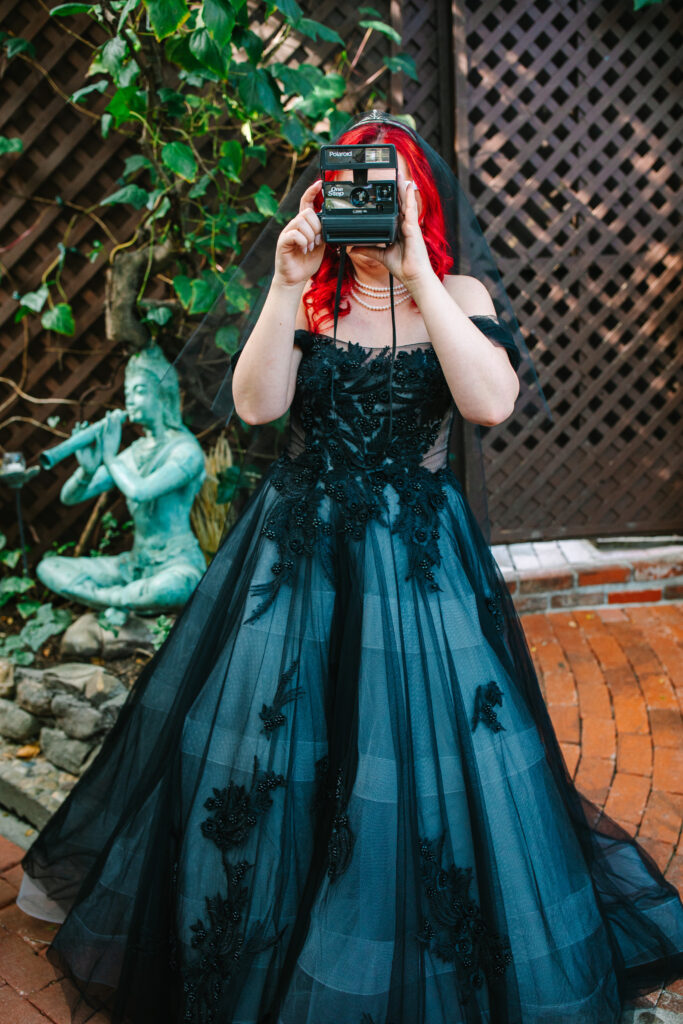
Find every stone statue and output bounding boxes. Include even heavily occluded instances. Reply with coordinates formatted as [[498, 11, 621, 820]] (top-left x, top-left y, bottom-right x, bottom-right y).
[[37, 345, 207, 613]]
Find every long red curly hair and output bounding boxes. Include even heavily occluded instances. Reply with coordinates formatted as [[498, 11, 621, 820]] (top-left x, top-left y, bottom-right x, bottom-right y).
[[303, 123, 453, 334]]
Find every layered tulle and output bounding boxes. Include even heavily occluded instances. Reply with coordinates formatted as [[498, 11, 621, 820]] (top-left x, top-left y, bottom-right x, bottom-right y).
[[17, 463, 683, 1024]]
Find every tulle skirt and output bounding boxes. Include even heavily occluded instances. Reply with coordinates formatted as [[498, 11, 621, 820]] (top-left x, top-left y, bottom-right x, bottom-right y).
[[17, 467, 683, 1023]]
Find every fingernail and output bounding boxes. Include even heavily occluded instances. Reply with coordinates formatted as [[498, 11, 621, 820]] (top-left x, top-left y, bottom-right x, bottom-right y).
[[315, 234, 321, 245]]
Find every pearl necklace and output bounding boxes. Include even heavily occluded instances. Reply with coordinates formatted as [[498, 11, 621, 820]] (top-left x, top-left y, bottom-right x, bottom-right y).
[[350, 273, 410, 311]]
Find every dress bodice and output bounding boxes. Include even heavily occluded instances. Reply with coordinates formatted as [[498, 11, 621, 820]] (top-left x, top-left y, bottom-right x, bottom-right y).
[[229, 316, 520, 623]]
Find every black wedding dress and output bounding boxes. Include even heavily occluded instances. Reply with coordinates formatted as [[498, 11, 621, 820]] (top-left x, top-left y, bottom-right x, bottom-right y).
[[17, 319, 683, 1024]]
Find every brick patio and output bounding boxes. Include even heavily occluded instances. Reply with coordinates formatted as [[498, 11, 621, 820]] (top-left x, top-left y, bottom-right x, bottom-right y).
[[0, 603, 681, 1022]]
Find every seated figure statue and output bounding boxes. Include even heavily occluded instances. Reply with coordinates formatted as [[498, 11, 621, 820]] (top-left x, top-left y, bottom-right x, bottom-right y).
[[37, 344, 207, 613]]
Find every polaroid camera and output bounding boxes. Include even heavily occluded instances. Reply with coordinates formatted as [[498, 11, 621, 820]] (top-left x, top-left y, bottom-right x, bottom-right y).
[[319, 144, 399, 246]]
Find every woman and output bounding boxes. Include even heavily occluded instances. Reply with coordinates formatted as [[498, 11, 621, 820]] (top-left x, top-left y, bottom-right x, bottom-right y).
[[17, 112, 683, 1024]]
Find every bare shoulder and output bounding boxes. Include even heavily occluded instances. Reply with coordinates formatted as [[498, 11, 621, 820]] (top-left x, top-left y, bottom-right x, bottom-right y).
[[442, 274, 497, 317]]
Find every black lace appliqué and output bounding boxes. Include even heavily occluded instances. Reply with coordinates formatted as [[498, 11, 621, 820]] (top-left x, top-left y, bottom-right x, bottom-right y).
[[245, 334, 453, 622], [471, 681, 506, 734], [485, 592, 505, 633], [179, 755, 286, 1022], [259, 657, 304, 737], [417, 832, 513, 1002], [312, 754, 356, 882]]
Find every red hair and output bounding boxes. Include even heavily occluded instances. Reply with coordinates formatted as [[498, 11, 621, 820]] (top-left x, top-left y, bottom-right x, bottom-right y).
[[303, 123, 452, 334]]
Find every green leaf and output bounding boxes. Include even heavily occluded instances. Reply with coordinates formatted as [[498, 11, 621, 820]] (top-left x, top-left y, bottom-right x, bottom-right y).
[[0, 575, 34, 608], [203, 0, 235, 48], [215, 323, 239, 352], [100, 183, 150, 208], [95, 35, 128, 77], [0, 136, 23, 154], [116, 0, 141, 32], [383, 53, 418, 80], [218, 139, 243, 181], [41, 303, 75, 335], [122, 154, 153, 177], [142, 305, 173, 325], [358, 17, 401, 44], [291, 71, 345, 119], [281, 114, 308, 150], [189, 27, 228, 77], [295, 17, 344, 46], [105, 85, 147, 127], [19, 603, 71, 651], [100, 112, 113, 138], [4, 37, 36, 59], [70, 79, 108, 103], [161, 141, 197, 181], [216, 463, 243, 503], [270, 62, 322, 98], [15, 285, 49, 315], [253, 183, 278, 217], [17, 598, 41, 618], [273, 0, 303, 21], [231, 26, 263, 64], [173, 275, 192, 308], [143, 0, 189, 40], [50, 3, 95, 13], [237, 66, 282, 119], [157, 87, 188, 117], [188, 173, 211, 198], [244, 144, 267, 166], [173, 272, 221, 314]]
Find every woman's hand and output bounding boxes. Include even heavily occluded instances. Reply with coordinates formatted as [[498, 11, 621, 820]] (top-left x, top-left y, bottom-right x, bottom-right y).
[[273, 180, 325, 288], [350, 172, 433, 289]]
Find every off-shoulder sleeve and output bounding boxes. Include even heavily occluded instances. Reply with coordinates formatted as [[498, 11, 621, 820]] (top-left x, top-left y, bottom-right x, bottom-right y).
[[468, 314, 521, 372]]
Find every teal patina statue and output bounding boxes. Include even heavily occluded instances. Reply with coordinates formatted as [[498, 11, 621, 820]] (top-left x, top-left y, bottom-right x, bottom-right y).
[[37, 345, 207, 612]]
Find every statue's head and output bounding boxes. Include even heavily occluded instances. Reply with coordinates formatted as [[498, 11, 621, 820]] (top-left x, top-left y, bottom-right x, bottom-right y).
[[124, 344, 183, 430]]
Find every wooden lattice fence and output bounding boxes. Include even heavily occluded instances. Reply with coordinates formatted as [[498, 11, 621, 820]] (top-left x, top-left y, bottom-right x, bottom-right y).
[[0, 0, 680, 556]]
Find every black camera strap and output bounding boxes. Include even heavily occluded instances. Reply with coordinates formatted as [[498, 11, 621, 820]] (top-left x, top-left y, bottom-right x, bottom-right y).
[[330, 244, 346, 419]]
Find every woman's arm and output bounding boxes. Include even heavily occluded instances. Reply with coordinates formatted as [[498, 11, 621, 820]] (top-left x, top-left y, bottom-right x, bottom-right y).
[[232, 180, 324, 425], [410, 273, 520, 425]]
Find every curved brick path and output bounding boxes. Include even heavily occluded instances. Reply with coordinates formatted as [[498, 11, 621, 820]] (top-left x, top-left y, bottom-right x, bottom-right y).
[[0, 603, 680, 1022]]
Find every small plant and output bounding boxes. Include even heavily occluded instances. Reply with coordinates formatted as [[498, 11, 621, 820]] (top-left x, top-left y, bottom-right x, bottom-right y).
[[149, 614, 174, 650], [0, 532, 72, 665], [88, 511, 134, 556]]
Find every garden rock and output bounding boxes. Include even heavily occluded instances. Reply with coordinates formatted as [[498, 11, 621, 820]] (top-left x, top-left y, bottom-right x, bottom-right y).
[[60, 611, 158, 660], [0, 658, 14, 699], [42, 662, 125, 705], [0, 697, 40, 741], [15, 678, 53, 716], [40, 726, 93, 774], [51, 694, 105, 740]]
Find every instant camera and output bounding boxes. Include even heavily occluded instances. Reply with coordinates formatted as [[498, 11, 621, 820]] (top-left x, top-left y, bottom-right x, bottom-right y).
[[319, 144, 399, 246]]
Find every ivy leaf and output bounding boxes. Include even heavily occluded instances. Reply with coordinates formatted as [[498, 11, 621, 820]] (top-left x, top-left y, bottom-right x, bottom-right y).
[[105, 85, 147, 127], [122, 154, 153, 177], [3, 37, 36, 59], [161, 141, 197, 181], [273, 0, 303, 21], [358, 16, 401, 44], [291, 72, 345, 120], [189, 27, 228, 77], [188, 173, 211, 198], [100, 184, 150, 208], [70, 79, 108, 103], [143, 0, 190, 40], [142, 305, 173, 325], [245, 144, 267, 166], [215, 323, 239, 352], [295, 17, 344, 46], [218, 139, 243, 181], [172, 272, 222, 314], [237, 66, 282, 119], [95, 35, 128, 77], [157, 87, 187, 117], [383, 53, 418, 81], [270, 62, 322, 98], [231, 26, 263, 64], [203, 0, 235, 49], [253, 183, 278, 217], [0, 136, 23, 154], [50, 3, 96, 13], [14, 285, 49, 320], [41, 303, 75, 335], [281, 114, 308, 150]]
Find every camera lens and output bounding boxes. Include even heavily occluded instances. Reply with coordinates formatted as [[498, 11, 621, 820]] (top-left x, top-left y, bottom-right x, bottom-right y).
[[350, 187, 369, 207]]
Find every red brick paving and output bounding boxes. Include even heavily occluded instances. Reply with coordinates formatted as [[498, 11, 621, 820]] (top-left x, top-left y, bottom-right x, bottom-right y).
[[0, 603, 680, 1020]]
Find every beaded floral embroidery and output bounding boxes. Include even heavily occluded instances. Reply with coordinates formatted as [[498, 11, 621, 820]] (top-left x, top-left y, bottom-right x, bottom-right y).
[[246, 333, 453, 623], [471, 680, 506, 734]]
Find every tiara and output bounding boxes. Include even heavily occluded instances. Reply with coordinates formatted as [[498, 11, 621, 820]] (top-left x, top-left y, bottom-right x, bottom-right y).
[[351, 109, 418, 140]]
